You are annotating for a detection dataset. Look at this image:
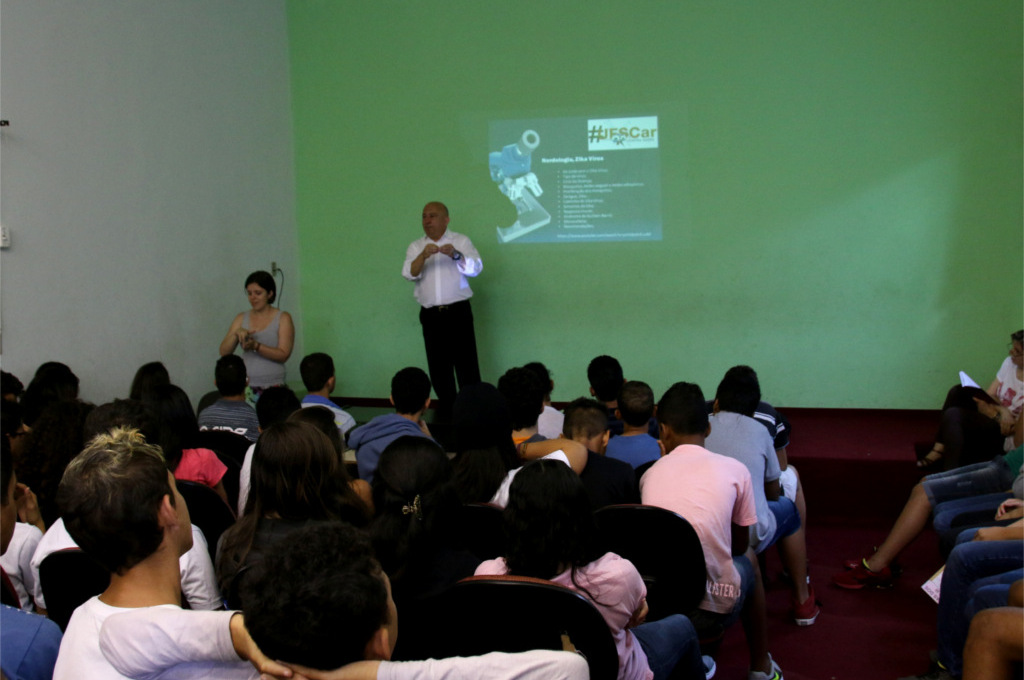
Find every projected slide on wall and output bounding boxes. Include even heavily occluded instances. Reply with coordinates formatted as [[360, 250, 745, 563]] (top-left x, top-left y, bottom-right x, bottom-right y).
[[488, 115, 661, 244]]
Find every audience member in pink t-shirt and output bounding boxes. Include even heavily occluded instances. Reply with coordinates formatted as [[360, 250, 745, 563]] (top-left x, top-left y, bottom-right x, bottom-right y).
[[639, 381, 784, 680]]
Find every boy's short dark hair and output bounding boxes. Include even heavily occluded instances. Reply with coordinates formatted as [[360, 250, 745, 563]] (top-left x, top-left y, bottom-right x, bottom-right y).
[[497, 367, 545, 431], [657, 382, 709, 436], [618, 381, 654, 427], [715, 365, 761, 417], [215, 355, 248, 396], [390, 367, 431, 415], [57, 428, 175, 575], [587, 355, 624, 402], [242, 522, 389, 670], [83, 399, 158, 443], [522, 362, 553, 398], [255, 387, 301, 428], [563, 398, 608, 441], [300, 353, 335, 393]]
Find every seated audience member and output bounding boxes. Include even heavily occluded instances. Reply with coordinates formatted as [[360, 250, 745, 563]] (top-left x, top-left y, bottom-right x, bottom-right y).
[[217, 421, 371, 602], [52, 428, 279, 678], [29, 400, 221, 614], [197, 355, 260, 443], [236, 386, 301, 515], [640, 382, 784, 680], [961, 579, 1023, 680], [1, 438, 63, 680], [450, 383, 586, 508], [349, 368, 434, 484], [898, 521, 1023, 680], [562, 398, 639, 509], [0, 463, 44, 610], [919, 329, 1023, 470], [497, 366, 548, 445], [15, 399, 94, 528], [477, 459, 708, 680], [300, 352, 357, 440], [1, 370, 24, 403], [370, 436, 479, 614], [20, 363, 79, 431], [127, 361, 170, 402], [835, 444, 1024, 589], [523, 361, 565, 439], [745, 400, 807, 529], [606, 381, 661, 469], [706, 366, 817, 625], [97, 522, 588, 680], [588, 355, 627, 435], [144, 384, 229, 506], [287, 407, 374, 512]]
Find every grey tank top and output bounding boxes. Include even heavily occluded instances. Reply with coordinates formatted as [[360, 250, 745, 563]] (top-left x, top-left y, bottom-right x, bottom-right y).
[[242, 310, 285, 388]]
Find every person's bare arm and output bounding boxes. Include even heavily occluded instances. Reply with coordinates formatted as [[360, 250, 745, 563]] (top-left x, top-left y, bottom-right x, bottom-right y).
[[986, 378, 1003, 400], [962, 606, 1023, 680], [519, 438, 588, 474], [212, 480, 231, 508], [263, 661, 382, 680], [350, 479, 375, 516], [764, 478, 781, 502], [775, 446, 788, 471], [16, 483, 46, 533], [219, 313, 246, 356], [408, 245, 439, 277], [973, 397, 1016, 436], [973, 519, 1024, 542]]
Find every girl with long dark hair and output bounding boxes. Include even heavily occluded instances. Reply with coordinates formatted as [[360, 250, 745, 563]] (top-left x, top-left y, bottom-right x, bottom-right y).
[[476, 460, 707, 680], [216, 421, 370, 600]]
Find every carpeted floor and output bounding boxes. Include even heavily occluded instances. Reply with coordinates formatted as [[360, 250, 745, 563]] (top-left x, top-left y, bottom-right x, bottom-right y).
[[710, 408, 947, 680], [713, 523, 941, 680]]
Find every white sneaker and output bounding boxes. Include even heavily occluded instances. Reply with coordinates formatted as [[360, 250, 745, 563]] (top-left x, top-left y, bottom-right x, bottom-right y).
[[703, 655, 717, 679], [748, 653, 783, 680]]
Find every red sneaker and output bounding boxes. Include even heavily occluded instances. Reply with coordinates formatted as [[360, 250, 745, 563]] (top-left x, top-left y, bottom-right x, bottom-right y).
[[833, 561, 894, 589], [843, 554, 903, 575], [792, 586, 820, 626]]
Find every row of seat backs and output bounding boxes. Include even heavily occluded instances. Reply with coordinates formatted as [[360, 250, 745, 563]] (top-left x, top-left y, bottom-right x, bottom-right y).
[[37, 502, 705, 671], [455, 503, 707, 621]]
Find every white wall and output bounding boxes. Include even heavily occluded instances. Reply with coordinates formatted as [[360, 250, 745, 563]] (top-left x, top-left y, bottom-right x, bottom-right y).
[[0, 0, 300, 406]]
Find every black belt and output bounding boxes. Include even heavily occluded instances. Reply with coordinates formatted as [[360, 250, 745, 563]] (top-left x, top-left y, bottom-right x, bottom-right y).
[[423, 299, 470, 313]]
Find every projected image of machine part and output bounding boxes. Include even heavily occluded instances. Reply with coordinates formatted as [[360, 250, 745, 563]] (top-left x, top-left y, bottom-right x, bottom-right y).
[[490, 130, 551, 243]]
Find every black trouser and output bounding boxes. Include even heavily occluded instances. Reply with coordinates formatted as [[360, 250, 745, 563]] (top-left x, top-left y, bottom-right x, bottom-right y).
[[419, 299, 481, 415]]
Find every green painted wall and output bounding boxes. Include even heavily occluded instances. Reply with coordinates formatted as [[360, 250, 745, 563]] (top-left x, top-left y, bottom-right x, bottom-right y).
[[286, 1, 1022, 408]]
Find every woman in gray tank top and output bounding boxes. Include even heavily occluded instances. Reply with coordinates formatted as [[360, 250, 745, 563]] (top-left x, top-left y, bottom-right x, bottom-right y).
[[219, 270, 294, 394]]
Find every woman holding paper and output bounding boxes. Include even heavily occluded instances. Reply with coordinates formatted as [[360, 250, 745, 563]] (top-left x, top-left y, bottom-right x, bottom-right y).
[[919, 330, 1024, 470]]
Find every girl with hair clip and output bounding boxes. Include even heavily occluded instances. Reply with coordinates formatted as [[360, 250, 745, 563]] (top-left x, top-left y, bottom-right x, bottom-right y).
[[476, 460, 709, 680], [370, 436, 480, 607], [216, 421, 370, 602]]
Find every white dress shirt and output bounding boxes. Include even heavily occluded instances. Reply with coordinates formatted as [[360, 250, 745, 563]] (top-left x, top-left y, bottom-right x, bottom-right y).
[[401, 230, 482, 308]]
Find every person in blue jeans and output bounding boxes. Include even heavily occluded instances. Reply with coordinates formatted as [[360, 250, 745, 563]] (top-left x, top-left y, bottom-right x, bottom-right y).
[[835, 446, 1023, 589], [899, 521, 1023, 680]]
